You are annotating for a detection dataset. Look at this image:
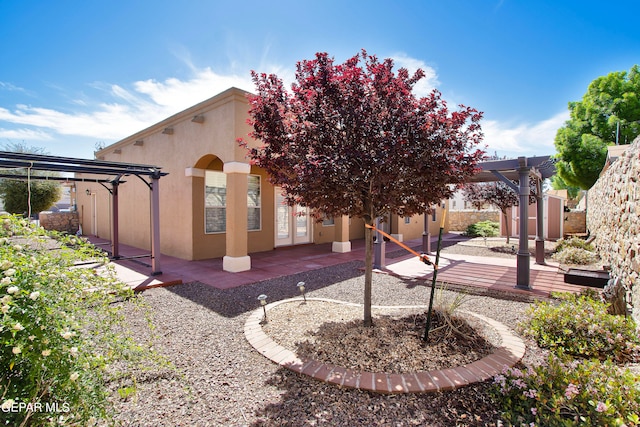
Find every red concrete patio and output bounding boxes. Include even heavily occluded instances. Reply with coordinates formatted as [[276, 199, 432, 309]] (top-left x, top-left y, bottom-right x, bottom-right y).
[[88, 234, 591, 299]]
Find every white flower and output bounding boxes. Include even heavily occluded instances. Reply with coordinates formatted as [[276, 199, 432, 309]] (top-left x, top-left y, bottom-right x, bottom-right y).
[[42, 349, 51, 357], [60, 330, 74, 340], [69, 372, 79, 382], [12, 323, 24, 331], [0, 260, 12, 270], [3, 268, 16, 277], [0, 295, 10, 304], [13, 245, 22, 251], [29, 291, 40, 301], [12, 346, 21, 354], [1, 305, 9, 314], [69, 347, 78, 356], [1, 399, 15, 411], [1, 277, 11, 285], [7, 286, 19, 294], [28, 335, 35, 341]]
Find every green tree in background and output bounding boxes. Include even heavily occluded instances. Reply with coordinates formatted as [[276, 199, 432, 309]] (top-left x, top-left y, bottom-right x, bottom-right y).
[[554, 65, 640, 190], [550, 174, 580, 200], [0, 143, 61, 216]]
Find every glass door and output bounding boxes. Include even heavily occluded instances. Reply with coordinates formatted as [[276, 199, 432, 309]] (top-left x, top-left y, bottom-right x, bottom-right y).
[[275, 189, 311, 246]]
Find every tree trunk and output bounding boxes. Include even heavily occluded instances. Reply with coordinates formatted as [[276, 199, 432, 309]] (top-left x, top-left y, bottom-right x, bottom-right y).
[[363, 218, 374, 327], [502, 210, 510, 244]]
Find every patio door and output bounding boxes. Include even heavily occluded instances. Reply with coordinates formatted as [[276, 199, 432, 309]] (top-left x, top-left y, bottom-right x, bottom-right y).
[[275, 189, 311, 247]]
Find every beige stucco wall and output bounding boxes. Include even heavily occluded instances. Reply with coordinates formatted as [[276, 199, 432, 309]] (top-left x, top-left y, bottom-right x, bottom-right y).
[[77, 88, 264, 260], [75, 87, 452, 264]]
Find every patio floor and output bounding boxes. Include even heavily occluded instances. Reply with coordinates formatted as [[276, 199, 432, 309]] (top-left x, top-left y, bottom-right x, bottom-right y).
[[87, 234, 591, 299]]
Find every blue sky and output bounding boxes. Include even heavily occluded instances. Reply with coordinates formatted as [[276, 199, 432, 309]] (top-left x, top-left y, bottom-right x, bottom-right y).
[[1, 0, 638, 160]]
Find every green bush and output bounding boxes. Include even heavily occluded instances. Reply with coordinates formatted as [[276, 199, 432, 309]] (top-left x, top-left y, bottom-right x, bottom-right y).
[[555, 237, 595, 253], [492, 353, 640, 427], [0, 214, 163, 426], [465, 220, 499, 238], [519, 293, 640, 363]]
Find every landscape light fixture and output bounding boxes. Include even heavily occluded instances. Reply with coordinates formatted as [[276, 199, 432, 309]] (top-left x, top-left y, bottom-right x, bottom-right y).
[[297, 281, 306, 302], [257, 294, 268, 322]]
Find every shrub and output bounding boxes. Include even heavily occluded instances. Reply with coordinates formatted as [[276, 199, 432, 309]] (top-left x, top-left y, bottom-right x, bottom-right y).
[[555, 236, 595, 253], [0, 214, 163, 426], [465, 220, 499, 238], [552, 247, 599, 265], [519, 293, 640, 363], [492, 353, 640, 427]]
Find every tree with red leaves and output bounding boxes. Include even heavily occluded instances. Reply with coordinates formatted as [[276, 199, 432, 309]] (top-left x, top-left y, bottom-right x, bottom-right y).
[[240, 50, 484, 326]]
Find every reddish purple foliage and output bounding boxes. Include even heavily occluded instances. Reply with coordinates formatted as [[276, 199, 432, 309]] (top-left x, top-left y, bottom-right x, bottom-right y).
[[240, 50, 485, 222]]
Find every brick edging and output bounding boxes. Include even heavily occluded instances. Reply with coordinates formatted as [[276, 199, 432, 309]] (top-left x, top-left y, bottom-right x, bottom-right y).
[[244, 298, 525, 394]]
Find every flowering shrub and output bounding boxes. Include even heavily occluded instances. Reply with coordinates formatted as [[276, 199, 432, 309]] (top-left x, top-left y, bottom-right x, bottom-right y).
[[492, 354, 640, 427], [552, 246, 599, 265], [0, 215, 161, 426], [519, 292, 640, 363], [554, 237, 595, 253]]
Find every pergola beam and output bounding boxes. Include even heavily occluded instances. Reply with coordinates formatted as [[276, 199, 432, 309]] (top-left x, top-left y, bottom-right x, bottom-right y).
[[473, 155, 557, 290], [0, 151, 166, 275]]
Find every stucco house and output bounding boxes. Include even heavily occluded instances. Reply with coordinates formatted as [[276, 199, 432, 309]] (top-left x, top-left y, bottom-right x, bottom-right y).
[[75, 87, 447, 272]]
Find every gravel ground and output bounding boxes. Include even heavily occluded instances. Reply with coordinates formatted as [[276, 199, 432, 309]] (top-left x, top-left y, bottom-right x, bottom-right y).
[[108, 243, 543, 426]]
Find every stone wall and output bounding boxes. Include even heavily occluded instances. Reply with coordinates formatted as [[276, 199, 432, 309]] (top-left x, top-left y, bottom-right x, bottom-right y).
[[39, 211, 80, 235], [448, 210, 500, 232], [587, 137, 640, 323], [564, 211, 586, 235]]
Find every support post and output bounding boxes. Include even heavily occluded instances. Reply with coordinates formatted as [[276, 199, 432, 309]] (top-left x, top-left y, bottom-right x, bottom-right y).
[[111, 180, 119, 259], [373, 216, 385, 270], [150, 175, 162, 275], [223, 162, 251, 272], [535, 179, 545, 265], [516, 159, 531, 289], [422, 213, 431, 254], [332, 215, 351, 253]]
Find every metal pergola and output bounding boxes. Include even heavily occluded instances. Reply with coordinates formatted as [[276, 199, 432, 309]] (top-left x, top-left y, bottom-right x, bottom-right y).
[[0, 151, 168, 275], [469, 155, 557, 290]]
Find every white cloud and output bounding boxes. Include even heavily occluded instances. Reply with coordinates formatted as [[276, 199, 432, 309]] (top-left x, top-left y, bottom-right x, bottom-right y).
[[0, 56, 568, 161], [0, 67, 255, 142], [482, 111, 569, 157], [390, 53, 440, 97], [0, 127, 53, 141], [133, 67, 254, 109]]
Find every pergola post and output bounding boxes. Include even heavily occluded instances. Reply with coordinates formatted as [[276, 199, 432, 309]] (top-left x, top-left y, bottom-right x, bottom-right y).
[[150, 175, 162, 275], [515, 159, 531, 290], [422, 213, 431, 254], [535, 179, 545, 265], [111, 180, 119, 259], [373, 216, 386, 270]]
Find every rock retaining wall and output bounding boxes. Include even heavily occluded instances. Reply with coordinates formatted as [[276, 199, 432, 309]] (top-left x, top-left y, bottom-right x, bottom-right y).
[[448, 210, 500, 232], [587, 138, 640, 323], [39, 211, 80, 235]]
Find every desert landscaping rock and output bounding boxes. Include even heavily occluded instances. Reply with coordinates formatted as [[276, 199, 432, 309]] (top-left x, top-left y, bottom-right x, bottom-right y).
[[109, 253, 541, 426]]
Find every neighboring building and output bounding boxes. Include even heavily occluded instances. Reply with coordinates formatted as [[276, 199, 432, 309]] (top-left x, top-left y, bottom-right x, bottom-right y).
[[503, 191, 566, 240], [75, 87, 447, 272], [448, 187, 567, 239]]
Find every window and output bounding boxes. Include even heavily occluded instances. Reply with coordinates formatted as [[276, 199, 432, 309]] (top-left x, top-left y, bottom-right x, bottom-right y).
[[404, 216, 411, 224], [205, 171, 226, 233], [432, 209, 437, 222], [247, 175, 261, 231], [322, 215, 335, 226]]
